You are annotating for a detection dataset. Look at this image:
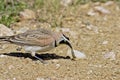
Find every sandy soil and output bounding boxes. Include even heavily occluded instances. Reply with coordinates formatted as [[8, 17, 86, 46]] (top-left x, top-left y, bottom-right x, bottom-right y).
[[0, 1, 120, 80]]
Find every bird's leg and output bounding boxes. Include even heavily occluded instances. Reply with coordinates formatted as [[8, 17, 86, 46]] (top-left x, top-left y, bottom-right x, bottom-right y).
[[31, 52, 46, 64], [71, 49, 76, 60]]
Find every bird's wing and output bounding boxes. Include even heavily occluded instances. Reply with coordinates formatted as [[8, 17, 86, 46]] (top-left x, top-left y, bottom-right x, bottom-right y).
[[9, 29, 55, 47]]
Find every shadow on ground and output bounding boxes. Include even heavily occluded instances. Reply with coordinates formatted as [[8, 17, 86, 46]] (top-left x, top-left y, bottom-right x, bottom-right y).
[[1, 52, 70, 60]]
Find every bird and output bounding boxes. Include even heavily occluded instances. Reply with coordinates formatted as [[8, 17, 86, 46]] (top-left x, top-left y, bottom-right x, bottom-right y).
[[0, 28, 75, 63]]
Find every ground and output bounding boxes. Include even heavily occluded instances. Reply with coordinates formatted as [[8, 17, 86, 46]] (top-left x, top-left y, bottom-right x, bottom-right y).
[[0, 1, 120, 80]]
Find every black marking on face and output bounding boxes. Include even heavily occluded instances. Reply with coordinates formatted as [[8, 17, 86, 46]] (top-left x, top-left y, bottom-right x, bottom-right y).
[[62, 34, 70, 40], [59, 40, 73, 49], [55, 40, 57, 47]]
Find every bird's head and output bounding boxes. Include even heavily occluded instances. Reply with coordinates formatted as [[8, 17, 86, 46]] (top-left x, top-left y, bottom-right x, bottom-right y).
[[55, 33, 75, 58], [53, 33, 74, 57], [54, 33, 70, 46], [58, 34, 72, 49]]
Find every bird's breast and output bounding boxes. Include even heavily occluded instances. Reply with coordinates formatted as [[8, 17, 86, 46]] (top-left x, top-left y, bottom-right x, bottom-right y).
[[23, 45, 54, 52]]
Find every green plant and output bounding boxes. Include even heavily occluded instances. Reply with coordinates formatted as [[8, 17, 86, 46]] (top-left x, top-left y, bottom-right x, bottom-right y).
[[34, 0, 44, 9], [0, 0, 27, 27]]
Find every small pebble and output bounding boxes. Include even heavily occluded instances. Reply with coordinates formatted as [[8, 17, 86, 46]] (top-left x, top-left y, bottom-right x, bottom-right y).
[[8, 65, 14, 70], [51, 59, 59, 63], [60, 0, 73, 7], [36, 77, 50, 80], [94, 6, 110, 14], [86, 24, 93, 30], [102, 40, 108, 45], [13, 78, 16, 80], [104, 1, 114, 6], [87, 9, 96, 16], [36, 78, 45, 80], [0, 54, 7, 58], [104, 51, 116, 60], [67, 49, 86, 60], [56, 64, 60, 69]]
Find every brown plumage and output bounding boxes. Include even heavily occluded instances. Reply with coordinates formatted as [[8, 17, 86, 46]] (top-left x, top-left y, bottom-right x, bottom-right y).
[[1, 28, 62, 46], [0, 28, 75, 63]]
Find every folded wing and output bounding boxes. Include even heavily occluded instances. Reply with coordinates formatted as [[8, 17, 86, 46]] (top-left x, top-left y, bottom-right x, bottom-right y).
[[9, 29, 55, 47]]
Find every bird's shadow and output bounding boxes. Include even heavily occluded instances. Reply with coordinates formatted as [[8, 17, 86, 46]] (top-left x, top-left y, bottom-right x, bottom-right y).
[[2, 52, 70, 61]]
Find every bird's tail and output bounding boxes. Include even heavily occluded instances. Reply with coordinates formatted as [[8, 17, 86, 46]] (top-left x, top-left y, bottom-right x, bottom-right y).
[[0, 36, 10, 43]]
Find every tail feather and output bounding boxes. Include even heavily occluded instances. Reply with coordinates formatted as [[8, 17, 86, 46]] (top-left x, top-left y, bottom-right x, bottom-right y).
[[0, 36, 9, 40], [0, 36, 10, 43]]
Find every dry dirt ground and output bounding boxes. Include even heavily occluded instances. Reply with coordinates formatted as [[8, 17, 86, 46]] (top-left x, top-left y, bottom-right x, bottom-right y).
[[0, 1, 120, 80]]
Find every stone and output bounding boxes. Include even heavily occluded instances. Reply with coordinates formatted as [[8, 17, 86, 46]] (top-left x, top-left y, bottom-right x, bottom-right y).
[[0, 24, 14, 36], [104, 51, 116, 60], [94, 6, 110, 14], [60, 0, 73, 7], [19, 9, 36, 20], [67, 49, 86, 60]]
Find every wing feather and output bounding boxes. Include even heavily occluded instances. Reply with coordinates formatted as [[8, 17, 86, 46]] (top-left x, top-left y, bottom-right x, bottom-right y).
[[9, 28, 55, 46]]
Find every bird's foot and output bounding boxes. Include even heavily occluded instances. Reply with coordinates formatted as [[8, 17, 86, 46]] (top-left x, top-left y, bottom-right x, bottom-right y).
[[34, 55, 47, 64]]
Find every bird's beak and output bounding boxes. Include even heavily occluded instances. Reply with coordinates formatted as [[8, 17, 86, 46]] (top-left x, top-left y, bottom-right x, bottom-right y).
[[65, 40, 75, 59], [65, 40, 72, 50], [59, 34, 75, 59]]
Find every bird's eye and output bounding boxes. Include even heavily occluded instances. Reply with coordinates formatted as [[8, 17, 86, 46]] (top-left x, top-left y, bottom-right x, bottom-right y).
[[63, 34, 70, 40]]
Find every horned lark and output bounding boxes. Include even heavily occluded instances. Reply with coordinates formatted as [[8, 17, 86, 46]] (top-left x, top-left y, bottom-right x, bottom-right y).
[[0, 28, 75, 63]]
